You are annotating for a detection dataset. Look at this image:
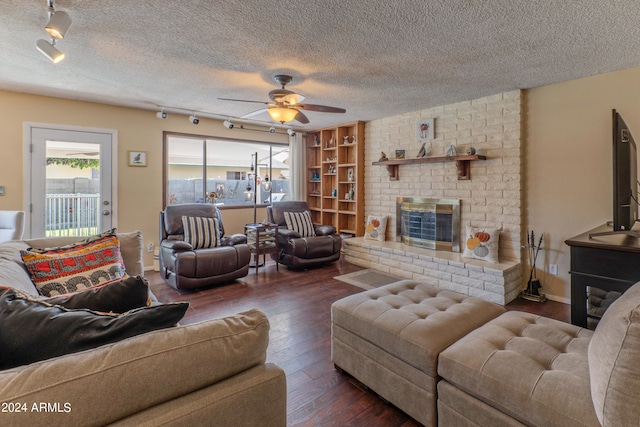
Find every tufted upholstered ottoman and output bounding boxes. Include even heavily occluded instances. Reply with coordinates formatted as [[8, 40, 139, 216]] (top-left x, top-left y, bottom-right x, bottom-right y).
[[331, 280, 506, 427], [438, 311, 599, 426]]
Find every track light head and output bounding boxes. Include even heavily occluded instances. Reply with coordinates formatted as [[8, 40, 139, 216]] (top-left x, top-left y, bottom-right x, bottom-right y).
[[223, 120, 234, 129], [189, 115, 199, 125], [156, 110, 167, 119], [36, 39, 64, 63], [45, 10, 72, 39], [269, 126, 276, 133], [287, 128, 296, 137]]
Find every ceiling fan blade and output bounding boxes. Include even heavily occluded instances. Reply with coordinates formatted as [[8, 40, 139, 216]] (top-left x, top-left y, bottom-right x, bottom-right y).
[[294, 110, 310, 124], [241, 108, 269, 118], [218, 97, 268, 105], [296, 103, 346, 113], [282, 93, 305, 105]]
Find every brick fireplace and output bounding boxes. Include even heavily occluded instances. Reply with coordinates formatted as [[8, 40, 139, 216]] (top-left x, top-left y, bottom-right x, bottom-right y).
[[343, 90, 523, 305]]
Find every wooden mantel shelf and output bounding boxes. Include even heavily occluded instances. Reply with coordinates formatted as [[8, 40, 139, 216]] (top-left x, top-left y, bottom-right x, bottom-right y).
[[372, 155, 486, 181]]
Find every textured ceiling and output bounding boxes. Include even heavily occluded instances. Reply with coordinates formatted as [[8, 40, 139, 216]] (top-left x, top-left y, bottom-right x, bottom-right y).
[[2, 1, 640, 130]]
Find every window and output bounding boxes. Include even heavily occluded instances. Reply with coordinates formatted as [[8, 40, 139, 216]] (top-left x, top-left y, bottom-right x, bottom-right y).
[[164, 133, 290, 208]]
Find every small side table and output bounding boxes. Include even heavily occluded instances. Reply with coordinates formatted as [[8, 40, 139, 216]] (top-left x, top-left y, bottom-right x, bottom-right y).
[[244, 223, 279, 274]]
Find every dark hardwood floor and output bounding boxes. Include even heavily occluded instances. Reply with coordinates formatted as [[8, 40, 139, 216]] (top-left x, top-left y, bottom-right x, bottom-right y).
[[146, 257, 569, 427]]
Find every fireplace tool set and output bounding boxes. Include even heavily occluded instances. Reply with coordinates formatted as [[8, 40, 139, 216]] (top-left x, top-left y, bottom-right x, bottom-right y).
[[522, 230, 546, 303]]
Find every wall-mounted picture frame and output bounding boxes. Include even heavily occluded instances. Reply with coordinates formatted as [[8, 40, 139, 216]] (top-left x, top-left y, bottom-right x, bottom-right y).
[[128, 151, 147, 167], [417, 118, 435, 141], [395, 149, 406, 159]]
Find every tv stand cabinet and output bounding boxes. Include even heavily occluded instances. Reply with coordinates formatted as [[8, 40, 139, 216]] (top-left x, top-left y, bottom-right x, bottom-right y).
[[566, 223, 640, 328]]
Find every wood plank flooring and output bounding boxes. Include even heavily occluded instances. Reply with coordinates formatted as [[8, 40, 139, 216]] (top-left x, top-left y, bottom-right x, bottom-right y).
[[146, 257, 569, 427]]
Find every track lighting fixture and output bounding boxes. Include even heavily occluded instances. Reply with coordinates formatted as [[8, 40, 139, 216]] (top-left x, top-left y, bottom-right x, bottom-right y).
[[156, 110, 167, 119], [38, 1, 71, 63], [189, 114, 199, 125], [287, 128, 296, 137], [36, 38, 65, 63], [223, 120, 234, 129], [45, 10, 72, 39]]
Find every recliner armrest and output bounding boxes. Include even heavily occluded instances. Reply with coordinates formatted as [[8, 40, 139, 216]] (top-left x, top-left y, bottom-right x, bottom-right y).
[[220, 233, 248, 246], [279, 229, 301, 239], [161, 239, 193, 251], [315, 225, 336, 236]]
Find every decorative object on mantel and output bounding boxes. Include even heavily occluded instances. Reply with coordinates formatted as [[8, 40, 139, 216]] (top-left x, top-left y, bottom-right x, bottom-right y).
[[417, 118, 434, 141], [372, 154, 486, 181], [466, 146, 476, 155], [395, 150, 405, 159], [416, 142, 429, 158], [379, 152, 388, 161], [521, 230, 546, 303], [446, 144, 458, 157]]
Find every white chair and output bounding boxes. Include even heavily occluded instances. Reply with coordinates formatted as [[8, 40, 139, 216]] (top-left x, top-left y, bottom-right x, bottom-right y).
[[0, 211, 25, 243]]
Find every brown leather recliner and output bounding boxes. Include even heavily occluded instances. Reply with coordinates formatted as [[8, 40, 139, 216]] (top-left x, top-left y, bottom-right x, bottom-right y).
[[267, 201, 342, 269], [159, 203, 251, 290]]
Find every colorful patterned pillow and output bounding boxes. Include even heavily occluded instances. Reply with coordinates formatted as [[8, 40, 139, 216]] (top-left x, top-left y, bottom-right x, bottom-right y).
[[21, 234, 125, 297], [284, 211, 316, 237], [182, 216, 220, 249], [462, 226, 500, 263], [364, 215, 388, 241]]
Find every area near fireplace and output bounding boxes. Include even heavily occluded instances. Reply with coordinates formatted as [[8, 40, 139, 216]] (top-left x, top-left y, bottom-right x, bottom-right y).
[[396, 197, 460, 252], [343, 90, 523, 305]]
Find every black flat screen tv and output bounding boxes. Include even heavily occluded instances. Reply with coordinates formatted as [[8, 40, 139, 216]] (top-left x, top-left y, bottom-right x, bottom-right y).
[[612, 109, 638, 232]]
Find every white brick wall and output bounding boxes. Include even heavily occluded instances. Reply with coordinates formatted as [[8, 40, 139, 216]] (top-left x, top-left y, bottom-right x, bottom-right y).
[[344, 238, 522, 305], [364, 90, 522, 262]]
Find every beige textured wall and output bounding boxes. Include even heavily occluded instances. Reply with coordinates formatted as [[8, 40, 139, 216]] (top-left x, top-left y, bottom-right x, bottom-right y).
[[0, 90, 286, 267], [364, 91, 522, 262], [525, 66, 640, 303]]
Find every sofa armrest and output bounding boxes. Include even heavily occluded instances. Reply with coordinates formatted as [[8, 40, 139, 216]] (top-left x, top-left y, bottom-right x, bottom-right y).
[[0, 309, 271, 427]]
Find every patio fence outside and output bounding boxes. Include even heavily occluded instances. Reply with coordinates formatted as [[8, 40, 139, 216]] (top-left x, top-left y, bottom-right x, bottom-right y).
[[46, 193, 100, 237]]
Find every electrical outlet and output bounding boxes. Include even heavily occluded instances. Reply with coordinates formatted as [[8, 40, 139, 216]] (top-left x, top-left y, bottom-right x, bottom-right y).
[[147, 242, 154, 253], [549, 264, 558, 275]]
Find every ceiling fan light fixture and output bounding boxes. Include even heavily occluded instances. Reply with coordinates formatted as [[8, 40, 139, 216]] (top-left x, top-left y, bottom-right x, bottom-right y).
[[268, 107, 298, 124], [45, 10, 72, 39], [36, 38, 65, 63]]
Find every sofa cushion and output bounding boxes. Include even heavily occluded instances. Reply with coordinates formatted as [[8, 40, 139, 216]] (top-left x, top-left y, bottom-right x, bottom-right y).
[[0, 287, 188, 369], [589, 281, 640, 426], [21, 232, 126, 296], [182, 215, 220, 249], [438, 311, 599, 427], [284, 211, 316, 237], [0, 240, 37, 295], [17, 275, 151, 314]]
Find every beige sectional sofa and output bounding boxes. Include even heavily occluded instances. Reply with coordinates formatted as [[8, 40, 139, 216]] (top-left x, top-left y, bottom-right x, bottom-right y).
[[332, 279, 640, 427], [0, 232, 286, 427]]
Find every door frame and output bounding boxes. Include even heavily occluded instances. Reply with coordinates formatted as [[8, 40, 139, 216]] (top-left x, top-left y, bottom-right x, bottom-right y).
[[23, 122, 119, 239]]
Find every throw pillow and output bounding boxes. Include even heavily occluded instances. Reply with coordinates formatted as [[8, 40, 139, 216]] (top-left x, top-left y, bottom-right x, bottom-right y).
[[21, 234, 126, 297], [0, 287, 189, 370], [14, 275, 151, 314], [182, 216, 220, 249], [364, 215, 388, 241], [462, 226, 500, 263], [283, 211, 316, 237]]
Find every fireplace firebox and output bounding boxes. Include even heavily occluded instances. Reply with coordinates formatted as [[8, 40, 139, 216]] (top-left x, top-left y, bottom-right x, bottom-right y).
[[396, 197, 460, 252]]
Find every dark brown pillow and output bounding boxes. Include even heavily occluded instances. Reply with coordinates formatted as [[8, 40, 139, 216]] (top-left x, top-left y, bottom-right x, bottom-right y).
[[43, 275, 150, 313], [0, 288, 188, 369]]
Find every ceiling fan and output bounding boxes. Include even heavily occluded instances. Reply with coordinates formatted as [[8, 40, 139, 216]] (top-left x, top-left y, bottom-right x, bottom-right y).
[[219, 75, 346, 124]]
